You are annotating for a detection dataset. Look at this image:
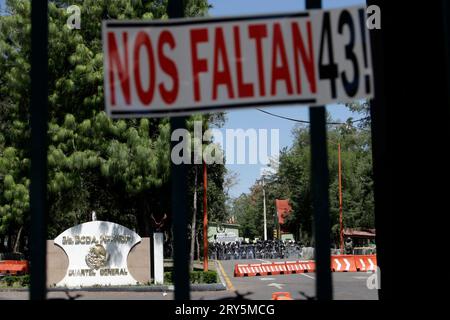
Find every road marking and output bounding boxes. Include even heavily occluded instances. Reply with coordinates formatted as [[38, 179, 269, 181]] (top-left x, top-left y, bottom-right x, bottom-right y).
[[301, 273, 315, 280], [260, 277, 276, 281], [268, 283, 284, 289], [216, 260, 235, 291]]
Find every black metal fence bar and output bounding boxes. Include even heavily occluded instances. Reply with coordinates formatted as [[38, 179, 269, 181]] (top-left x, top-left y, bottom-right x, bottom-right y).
[[29, 0, 49, 301], [305, 0, 333, 301], [168, 0, 190, 301]]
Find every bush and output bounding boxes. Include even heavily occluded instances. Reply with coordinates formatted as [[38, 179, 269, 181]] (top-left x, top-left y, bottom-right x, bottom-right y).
[[162, 270, 217, 284], [189, 271, 200, 283], [3, 275, 15, 287], [201, 271, 217, 284], [0, 275, 30, 287], [19, 275, 30, 287], [164, 271, 173, 284]]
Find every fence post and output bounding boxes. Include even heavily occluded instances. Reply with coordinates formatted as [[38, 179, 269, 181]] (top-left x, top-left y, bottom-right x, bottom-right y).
[[29, 0, 49, 301], [306, 0, 333, 301], [167, 1, 190, 301]]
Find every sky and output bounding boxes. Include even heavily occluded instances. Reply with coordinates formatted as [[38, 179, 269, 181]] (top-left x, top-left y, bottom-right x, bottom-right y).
[[208, 0, 365, 198], [0, 0, 366, 197]]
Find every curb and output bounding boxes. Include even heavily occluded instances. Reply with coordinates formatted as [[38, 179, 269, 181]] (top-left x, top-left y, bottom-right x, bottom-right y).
[[0, 283, 226, 293], [214, 260, 228, 290]]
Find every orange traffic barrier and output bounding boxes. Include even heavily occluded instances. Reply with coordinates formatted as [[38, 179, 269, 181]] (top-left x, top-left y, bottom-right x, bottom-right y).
[[234, 263, 262, 277], [354, 255, 377, 272], [234, 255, 376, 277], [234, 260, 316, 277], [272, 292, 293, 300], [298, 260, 316, 273], [0, 260, 29, 275], [331, 255, 357, 272]]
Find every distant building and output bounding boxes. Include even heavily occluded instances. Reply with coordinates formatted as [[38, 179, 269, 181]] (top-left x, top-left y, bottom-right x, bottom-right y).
[[207, 221, 240, 243], [275, 199, 294, 240], [343, 228, 376, 247]]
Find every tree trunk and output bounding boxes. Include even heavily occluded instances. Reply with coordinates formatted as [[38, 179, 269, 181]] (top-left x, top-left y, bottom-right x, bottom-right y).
[[13, 226, 23, 253], [190, 165, 198, 272], [196, 229, 200, 261], [6, 231, 12, 252]]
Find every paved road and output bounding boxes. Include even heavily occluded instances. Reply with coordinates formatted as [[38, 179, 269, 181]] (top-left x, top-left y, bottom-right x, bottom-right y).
[[217, 259, 378, 300], [0, 259, 378, 300]]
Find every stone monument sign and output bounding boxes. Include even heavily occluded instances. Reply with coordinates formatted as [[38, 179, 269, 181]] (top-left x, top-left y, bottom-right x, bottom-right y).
[[54, 221, 141, 287]]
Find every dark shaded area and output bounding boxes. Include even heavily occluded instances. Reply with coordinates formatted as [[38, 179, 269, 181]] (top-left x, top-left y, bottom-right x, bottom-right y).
[[366, 0, 450, 301]]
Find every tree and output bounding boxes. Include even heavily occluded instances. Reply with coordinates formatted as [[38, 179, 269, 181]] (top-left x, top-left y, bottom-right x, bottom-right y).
[[229, 104, 375, 246], [0, 0, 222, 254]]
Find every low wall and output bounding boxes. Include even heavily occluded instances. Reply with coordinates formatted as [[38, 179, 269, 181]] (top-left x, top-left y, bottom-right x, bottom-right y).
[[46, 237, 151, 287]]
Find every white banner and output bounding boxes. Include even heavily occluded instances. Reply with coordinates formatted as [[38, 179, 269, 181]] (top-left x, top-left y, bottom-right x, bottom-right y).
[[102, 5, 373, 118]]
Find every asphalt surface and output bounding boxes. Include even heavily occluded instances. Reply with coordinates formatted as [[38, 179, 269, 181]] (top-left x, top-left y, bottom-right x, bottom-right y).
[[0, 259, 378, 300], [217, 259, 378, 300]]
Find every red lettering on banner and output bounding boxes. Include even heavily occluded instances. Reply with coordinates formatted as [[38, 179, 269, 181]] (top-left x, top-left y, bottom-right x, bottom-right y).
[[212, 27, 235, 100], [271, 23, 293, 96], [233, 26, 254, 98], [248, 24, 268, 97], [158, 31, 179, 104], [292, 21, 317, 94], [133, 32, 156, 105], [190, 28, 209, 102], [108, 32, 130, 105]]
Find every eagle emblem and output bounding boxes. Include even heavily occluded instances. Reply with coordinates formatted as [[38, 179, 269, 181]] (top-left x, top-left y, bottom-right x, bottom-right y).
[[85, 244, 109, 269]]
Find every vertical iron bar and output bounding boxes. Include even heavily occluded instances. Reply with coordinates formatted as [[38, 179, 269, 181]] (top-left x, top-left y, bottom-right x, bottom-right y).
[[203, 160, 208, 272], [338, 143, 344, 253], [168, 0, 189, 301], [170, 116, 190, 300], [309, 107, 333, 300], [306, 0, 333, 301], [29, 0, 49, 300]]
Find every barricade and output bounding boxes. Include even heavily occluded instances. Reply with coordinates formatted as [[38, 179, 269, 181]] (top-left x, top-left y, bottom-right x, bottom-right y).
[[234, 255, 377, 277], [234, 260, 315, 277], [272, 292, 293, 300], [354, 254, 377, 272], [331, 255, 357, 272]]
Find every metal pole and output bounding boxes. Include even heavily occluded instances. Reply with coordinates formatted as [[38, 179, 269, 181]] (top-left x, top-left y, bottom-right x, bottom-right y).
[[170, 116, 190, 300], [262, 176, 267, 241], [203, 160, 208, 272], [29, 0, 49, 301], [168, 0, 190, 300], [274, 210, 278, 240], [306, 0, 333, 302], [338, 143, 344, 253]]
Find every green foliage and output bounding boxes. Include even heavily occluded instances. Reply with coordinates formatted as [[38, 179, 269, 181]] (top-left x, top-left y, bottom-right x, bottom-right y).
[[0, 0, 225, 252], [2, 275, 15, 287], [0, 274, 29, 287], [163, 270, 217, 284], [163, 271, 173, 284], [232, 104, 375, 246], [200, 270, 217, 284], [19, 274, 30, 286]]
